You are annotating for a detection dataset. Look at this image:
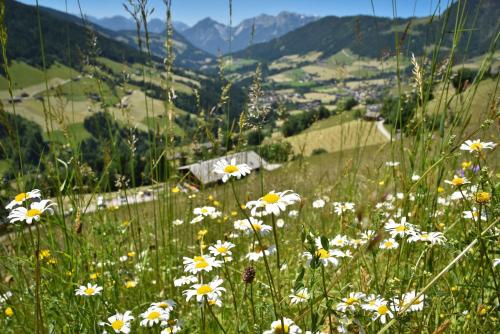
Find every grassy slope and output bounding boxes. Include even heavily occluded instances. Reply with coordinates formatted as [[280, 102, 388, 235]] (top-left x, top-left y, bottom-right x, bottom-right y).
[[0, 61, 78, 90], [284, 118, 388, 156]]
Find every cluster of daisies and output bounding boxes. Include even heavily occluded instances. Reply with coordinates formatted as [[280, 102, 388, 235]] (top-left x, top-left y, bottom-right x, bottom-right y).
[[335, 290, 425, 328], [5, 189, 55, 224], [75, 282, 182, 333]]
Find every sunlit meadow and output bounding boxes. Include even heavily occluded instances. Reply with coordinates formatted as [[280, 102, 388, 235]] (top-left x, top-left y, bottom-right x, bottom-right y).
[[0, 0, 498, 333]]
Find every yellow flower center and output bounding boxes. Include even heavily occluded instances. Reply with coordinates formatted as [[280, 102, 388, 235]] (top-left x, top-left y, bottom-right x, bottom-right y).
[[217, 246, 228, 253], [201, 208, 208, 213], [111, 320, 124, 330], [462, 161, 472, 169], [274, 324, 290, 334], [251, 223, 262, 231], [346, 297, 358, 305], [197, 285, 213, 295], [420, 234, 429, 240], [194, 257, 209, 269], [384, 241, 393, 248], [224, 165, 239, 173], [84, 287, 95, 295], [262, 193, 280, 204], [27, 209, 42, 217], [15, 193, 27, 202], [451, 177, 465, 186], [208, 299, 217, 305], [395, 225, 406, 232], [473, 211, 479, 217], [315, 248, 330, 259], [378, 305, 389, 315], [172, 187, 180, 193], [469, 142, 483, 151], [147, 311, 161, 320]]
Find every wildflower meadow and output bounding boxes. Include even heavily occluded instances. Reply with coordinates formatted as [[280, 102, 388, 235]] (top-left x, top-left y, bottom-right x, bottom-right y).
[[0, 0, 498, 333]]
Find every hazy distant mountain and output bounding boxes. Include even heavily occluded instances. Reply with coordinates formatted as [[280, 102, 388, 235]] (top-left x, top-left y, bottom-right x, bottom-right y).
[[173, 21, 190, 32], [181, 12, 319, 55], [88, 15, 188, 34], [88, 15, 136, 31]]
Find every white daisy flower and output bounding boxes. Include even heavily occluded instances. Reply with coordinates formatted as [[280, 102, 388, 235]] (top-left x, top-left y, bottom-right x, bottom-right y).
[[174, 275, 198, 287], [411, 174, 420, 181], [385, 161, 400, 167], [460, 139, 496, 153], [463, 208, 487, 221], [349, 238, 367, 248], [288, 210, 299, 218], [246, 190, 300, 216], [360, 230, 376, 241], [234, 217, 272, 235], [384, 217, 417, 238], [371, 299, 394, 324], [140, 307, 169, 327], [8, 199, 55, 224], [408, 231, 446, 245], [5, 189, 41, 210], [0, 291, 13, 304], [379, 238, 399, 250], [289, 288, 310, 304], [207, 296, 223, 307], [183, 255, 222, 274], [392, 291, 425, 312], [330, 235, 349, 248], [193, 206, 217, 217], [303, 248, 341, 267], [246, 245, 276, 261], [333, 202, 355, 215], [312, 199, 326, 208], [209, 240, 235, 258], [100, 311, 134, 333], [444, 175, 470, 187], [183, 277, 225, 303], [336, 292, 366, 312], [213, 158, 251, 182], [263, 317, 302, 334], [75, 283, 103, 297], [151, 299, 176, 312]]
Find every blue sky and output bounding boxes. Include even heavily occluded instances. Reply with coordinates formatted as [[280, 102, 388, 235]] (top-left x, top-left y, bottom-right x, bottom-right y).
[[18, 0, 447, 26]]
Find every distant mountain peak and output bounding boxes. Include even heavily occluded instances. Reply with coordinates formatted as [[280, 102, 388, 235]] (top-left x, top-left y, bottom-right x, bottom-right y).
[[181, 12, 320, 55]]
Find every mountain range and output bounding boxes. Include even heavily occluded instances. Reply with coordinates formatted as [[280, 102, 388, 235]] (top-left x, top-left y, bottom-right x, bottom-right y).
[[88, 15, 189, 34], [86, 12, 319, 55], [181, 12, 319, 55]]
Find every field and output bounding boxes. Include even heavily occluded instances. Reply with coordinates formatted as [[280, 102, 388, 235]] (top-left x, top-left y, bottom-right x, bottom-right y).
[[284, 119, 388, 156]]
